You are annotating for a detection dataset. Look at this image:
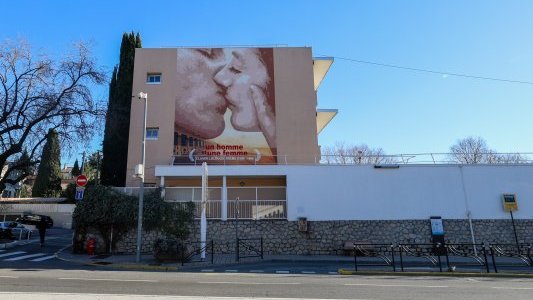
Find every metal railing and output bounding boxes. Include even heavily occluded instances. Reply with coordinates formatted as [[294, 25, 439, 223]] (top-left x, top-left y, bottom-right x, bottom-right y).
[[236, 237, 264, 262], [169, 152, 533, 166], [350, 242, 533, 273]]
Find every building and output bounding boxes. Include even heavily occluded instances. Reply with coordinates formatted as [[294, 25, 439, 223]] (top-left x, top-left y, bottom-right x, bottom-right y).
[[124, 46, 533, 254]]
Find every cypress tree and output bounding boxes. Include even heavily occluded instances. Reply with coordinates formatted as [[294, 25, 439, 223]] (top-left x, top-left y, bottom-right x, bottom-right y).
[[101, 32, 142, 186], [71, 159, 81, 177], [32, 129, 62, 197]]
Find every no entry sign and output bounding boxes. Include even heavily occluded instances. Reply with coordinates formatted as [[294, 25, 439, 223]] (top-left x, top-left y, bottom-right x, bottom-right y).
[[76, 175, 88, 187]]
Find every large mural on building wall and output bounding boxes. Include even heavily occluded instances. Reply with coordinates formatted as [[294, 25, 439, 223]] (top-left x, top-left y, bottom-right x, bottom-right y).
[[173, 48, 276, 164]]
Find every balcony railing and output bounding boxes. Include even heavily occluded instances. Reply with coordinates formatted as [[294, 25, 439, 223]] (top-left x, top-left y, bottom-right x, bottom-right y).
[[114, 187, 287, 220]]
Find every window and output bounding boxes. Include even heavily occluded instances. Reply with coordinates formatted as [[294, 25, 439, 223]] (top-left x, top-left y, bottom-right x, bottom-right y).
[[146, 73, 161, 84], [146, 127, 159, 140]]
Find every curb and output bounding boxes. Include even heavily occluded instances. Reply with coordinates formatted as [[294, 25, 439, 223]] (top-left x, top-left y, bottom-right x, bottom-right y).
[[0, 240, 19, 249], [55, 245, 179, 271], [338, 269, 533, 278]]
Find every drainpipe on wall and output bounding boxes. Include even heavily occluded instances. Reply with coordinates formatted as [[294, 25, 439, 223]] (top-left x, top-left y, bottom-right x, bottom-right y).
[[459, 165, 477, 255]]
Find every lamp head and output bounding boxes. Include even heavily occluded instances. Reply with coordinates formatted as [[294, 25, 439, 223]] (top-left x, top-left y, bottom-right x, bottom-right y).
[[138, 92, 148, 100]]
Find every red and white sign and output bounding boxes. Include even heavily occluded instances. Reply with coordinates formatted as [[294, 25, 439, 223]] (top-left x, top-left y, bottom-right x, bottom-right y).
[[76, 175, 88, 187]]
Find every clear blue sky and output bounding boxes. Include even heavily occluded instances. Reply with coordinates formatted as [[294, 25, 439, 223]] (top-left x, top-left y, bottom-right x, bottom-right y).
[[2, 0, 533, 165]]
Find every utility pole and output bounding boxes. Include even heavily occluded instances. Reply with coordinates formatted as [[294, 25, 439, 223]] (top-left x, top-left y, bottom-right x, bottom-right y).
[[96, 151, 101, 185]]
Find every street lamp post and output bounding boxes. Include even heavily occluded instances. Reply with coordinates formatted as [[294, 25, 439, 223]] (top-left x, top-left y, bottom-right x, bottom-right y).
[[136, 92, 148, 263]]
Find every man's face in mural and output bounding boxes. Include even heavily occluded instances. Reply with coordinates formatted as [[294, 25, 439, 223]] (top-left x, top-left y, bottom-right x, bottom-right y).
[[214, 49, 269, 131], [175, 49, 227, 139]]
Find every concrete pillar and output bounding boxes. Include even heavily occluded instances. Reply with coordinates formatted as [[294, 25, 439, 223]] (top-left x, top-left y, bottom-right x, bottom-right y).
[[221, 175, 227, 220], [160, 176, 165, 199]]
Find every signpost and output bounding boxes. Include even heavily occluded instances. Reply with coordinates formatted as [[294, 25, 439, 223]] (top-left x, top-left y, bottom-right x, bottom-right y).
[[75, 187, 85, 201], [502, 194, 520, 252], [75, 175, 88, 201], [76, 175, 88, 187]]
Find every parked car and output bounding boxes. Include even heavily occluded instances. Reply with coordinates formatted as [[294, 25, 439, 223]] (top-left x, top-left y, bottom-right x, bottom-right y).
[[16, 214, 53, 228], [0, 222, 32, 239]]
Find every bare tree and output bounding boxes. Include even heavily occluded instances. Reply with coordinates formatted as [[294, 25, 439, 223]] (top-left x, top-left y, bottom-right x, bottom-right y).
[[321, 142, 396, 164], [0, 39, 106, 194], [449, 137, 528, 164]]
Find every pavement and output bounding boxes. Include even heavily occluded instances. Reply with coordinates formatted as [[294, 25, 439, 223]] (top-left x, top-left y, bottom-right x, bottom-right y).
[[54, 246, 533, 276]]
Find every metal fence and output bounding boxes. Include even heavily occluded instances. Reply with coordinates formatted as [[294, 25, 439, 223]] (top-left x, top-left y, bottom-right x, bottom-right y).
[[165, 187, 287, 220], [349, 242, 533, 273], [169, 152, 533, 165]]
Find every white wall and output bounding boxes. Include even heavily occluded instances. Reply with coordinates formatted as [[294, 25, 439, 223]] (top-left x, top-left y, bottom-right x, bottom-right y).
[[155, 164, 533, 221]]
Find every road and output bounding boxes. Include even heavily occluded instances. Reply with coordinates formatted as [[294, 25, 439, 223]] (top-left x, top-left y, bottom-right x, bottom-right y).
[[1, 229, 533, 299], [1, 268, 533, 299]]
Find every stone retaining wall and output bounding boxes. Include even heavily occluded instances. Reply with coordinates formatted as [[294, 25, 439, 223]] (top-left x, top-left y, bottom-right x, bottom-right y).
[[115, 219, 533, 254]]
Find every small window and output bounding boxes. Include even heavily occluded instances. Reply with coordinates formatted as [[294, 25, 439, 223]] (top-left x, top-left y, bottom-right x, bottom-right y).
[[146, 127, 159, 140], [146, 73, 161, 84]]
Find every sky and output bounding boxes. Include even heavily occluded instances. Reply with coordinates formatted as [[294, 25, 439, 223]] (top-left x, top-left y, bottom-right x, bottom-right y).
[[2, 0, 533, 165]]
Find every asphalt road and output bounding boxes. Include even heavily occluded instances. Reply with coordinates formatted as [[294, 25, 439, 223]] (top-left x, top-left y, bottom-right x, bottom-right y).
[[2, 267, 533, 299], [2, 229, 533, 299]]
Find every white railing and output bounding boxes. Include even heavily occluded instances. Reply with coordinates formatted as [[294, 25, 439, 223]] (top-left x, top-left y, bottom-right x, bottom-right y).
[[227, 200, 287, 220], [169, 152, 533, 165], [162, 186, 287, 220]]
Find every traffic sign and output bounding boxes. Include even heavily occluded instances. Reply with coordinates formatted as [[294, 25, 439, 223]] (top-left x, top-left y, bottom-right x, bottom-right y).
[[76, 175, 88, 187], [75, 187, 85, 201]]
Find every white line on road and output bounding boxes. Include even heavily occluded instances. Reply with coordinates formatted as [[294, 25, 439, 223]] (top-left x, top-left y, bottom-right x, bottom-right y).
[[275, 270, 290, 274], [0, 251, 25, 258], [250, 270, 265, 273], [345, 283, 449, 288], [30, 255, 56, 262], [0, 275, 19, 278], [58, 278, 158, 283], [301, 271, 316, 274], [0, 292, 370, 300], [201, 269, 214, 272], [224, 269, 238, 272], [492, 287, 533, 290], [328, 271, 338, 274], [197, 281, 301, 285], [4, 253, 46, 261]]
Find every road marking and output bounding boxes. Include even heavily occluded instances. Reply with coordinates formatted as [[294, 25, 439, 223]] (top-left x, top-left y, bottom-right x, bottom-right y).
[[201, 269, 214, 272], [276, 270, 290, 274], [0, 275, 19, 278], [465, 278, 480, 282], [197, 281, 301, 285], [345, 283, 448, 288], [492, 287, 533, 290], [4, 253, 46, 261], [301, 271, 316, 274], [328, 271, 338, 274], [250, 270, 265, 273], [30, 255, 56, 262], [0, 292, 369, 300], [0, 251, 25, 258], [225, 269, 238, 272], [58, 278, 158, 283]]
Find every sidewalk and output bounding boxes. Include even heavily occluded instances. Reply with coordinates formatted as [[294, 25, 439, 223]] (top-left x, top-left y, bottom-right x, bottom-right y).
[[56, 247, 355, 271], [55, 246, 533, 274]]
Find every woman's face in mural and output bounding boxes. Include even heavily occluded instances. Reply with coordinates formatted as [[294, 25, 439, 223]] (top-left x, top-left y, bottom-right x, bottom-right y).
[[175, 49, 227, 139], [214, 49, 269, 131]]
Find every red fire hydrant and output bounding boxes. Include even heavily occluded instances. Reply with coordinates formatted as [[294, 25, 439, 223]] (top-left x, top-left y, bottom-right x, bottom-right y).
[[86, 238, 96, 256]]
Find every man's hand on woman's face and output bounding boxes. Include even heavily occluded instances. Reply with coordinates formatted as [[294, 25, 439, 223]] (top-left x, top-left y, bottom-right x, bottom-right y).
[[250, 84, 276, 150]]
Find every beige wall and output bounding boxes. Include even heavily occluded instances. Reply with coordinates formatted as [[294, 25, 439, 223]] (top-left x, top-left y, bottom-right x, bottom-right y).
[[126, 47, 318, 186], [273, 48, 319, 164], [127, 49, 177, 186]]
